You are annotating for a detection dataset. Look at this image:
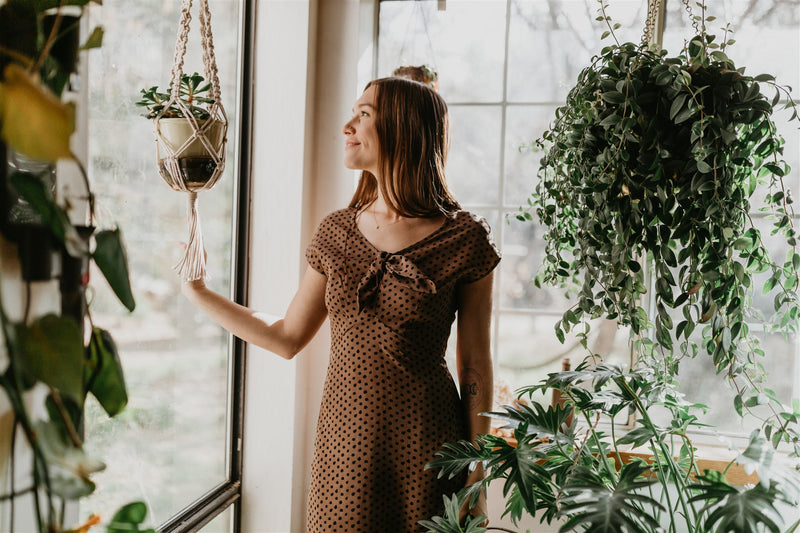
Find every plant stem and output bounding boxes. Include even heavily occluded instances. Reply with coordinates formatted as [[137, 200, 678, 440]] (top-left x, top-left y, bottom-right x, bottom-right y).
[[49, 391, 83, 447], [32, 0, 65, 74], [617, 377, 698, 530], [70, 152, 95, 225]]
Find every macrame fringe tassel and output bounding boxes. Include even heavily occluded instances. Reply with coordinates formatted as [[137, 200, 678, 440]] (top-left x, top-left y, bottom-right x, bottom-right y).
[[175, 191, 207, 282]]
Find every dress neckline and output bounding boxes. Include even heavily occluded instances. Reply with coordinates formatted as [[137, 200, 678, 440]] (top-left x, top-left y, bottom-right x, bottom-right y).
[[351, 207, 453, 255]]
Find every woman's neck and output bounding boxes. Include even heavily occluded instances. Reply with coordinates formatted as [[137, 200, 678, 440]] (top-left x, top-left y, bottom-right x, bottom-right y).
[[365, 196, 405, 229]]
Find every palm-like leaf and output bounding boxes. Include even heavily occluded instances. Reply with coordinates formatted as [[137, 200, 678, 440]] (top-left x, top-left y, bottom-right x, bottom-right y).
[[486, 401, 575, 442], [418, 493, 487, 533], [426, 439, 492, 480], [558, 462, 663, 533], [689, 473, 788, 533]]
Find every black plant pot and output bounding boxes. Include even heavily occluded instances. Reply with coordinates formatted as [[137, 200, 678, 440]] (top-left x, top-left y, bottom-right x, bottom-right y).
[[17, 225, 60, 281], [0, 141, 61, 281]]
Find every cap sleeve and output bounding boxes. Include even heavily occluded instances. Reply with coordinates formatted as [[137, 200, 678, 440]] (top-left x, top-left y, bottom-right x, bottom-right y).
[[305, 217, 329, 274], [460, 213, 501, 283]]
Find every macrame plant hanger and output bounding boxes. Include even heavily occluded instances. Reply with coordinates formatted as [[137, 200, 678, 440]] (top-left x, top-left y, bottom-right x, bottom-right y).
[[396, 2, 439, 80], [155, 0, 228, 281]]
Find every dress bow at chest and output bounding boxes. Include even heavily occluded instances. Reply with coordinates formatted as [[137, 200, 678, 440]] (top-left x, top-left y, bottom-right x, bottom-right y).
[[357, 251, 437, 313]]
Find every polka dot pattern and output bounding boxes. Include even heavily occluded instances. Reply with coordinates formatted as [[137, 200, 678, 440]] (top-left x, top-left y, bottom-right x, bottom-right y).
[[305, 208, 501, 532]]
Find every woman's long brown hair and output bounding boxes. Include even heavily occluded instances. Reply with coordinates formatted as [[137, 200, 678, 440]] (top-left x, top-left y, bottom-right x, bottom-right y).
[[348, 77, 460, 218]]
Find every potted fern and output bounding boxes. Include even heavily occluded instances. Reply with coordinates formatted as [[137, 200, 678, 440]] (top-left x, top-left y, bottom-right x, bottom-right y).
[[425, 1, 800, 531]]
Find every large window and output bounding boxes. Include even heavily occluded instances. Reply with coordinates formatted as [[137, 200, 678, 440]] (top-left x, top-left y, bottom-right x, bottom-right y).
[[78, 1, 248, 530], [376, 0, 800, 437]]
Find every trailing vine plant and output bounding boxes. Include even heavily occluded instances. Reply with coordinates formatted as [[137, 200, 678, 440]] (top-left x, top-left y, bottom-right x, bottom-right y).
[[424, 1, 800, 532], [0, 1, 154, 532]]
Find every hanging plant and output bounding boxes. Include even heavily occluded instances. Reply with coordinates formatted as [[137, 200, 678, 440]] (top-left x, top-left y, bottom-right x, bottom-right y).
[[531, 14, 799, 380], [0, 2, 152, 532], [425, 1, 800, 532], [138, 0, 228, 282]]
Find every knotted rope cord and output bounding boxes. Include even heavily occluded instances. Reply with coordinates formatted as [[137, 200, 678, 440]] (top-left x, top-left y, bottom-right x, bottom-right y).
[[641, 0, 663, 46], [157, 0, 228, 281], [198, 0, 221, 103], [682, 0, 702, 37]]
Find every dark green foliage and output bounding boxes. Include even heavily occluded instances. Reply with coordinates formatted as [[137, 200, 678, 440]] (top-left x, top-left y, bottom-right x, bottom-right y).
[[106, 501, 157, 533], [94, 228, 136, 312], [136, 72, 216, 120], [418, 493, 488, 533], [558, 463, 663, 532], [690, 471, 789, 533]]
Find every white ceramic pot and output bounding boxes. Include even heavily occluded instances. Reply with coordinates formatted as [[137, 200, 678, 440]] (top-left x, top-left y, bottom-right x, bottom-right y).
[[156, 117, 225, 158], [156, 118, 226, 191]]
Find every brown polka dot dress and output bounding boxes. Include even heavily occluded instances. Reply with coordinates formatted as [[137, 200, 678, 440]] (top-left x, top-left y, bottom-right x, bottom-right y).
[[305, 207, 501, 532]]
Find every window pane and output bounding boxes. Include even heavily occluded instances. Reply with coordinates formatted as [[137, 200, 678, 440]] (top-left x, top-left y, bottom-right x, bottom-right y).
[[507, 0, 648, 103], [500, 216, 569, 311], [497, 314, 630, 391], [662, 1, 800, 91], [447, 105, 502, 205], [80, 0, 241, 526], [378, 0, 507, 102], [503, 104, 553, 205], [668, 331, 797, 435]]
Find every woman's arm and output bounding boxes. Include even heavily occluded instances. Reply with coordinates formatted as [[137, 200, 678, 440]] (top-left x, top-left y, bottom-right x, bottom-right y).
[[181, 265, 328, 359], [455, 271, 495, 521]]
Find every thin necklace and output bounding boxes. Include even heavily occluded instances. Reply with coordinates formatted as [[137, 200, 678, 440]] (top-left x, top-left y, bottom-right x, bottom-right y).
[[370, 209, 405, 230]]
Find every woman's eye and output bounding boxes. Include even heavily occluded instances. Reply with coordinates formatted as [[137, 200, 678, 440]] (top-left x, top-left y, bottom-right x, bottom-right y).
[[361, 111, 369, 117]]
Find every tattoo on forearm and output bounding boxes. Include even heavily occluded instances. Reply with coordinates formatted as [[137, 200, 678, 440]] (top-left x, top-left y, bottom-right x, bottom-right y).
[[461, 367, 483, 410]]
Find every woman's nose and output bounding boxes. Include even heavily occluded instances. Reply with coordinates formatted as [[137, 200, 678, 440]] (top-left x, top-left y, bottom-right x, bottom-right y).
[[342, 117, 355, 135]]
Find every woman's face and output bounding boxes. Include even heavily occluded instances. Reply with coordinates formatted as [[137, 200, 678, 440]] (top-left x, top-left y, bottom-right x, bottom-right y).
[[343, 85, 380, 176]]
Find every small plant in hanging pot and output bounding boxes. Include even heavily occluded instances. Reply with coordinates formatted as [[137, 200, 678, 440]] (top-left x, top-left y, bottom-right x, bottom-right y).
[[137, 71, 227, 191]]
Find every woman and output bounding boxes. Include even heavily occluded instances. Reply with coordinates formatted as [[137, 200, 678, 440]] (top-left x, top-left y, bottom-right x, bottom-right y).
[[182, 77, 500, 531]]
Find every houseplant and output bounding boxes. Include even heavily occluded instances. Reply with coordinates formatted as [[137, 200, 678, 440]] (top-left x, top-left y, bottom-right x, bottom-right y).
[[137, 72, 226, 191], [0, 1, 154, 532], [425, 1, 800, 532]]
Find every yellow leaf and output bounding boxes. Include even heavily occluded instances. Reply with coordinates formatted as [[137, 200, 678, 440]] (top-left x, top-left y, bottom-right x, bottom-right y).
[[0, 64, 74, 161]]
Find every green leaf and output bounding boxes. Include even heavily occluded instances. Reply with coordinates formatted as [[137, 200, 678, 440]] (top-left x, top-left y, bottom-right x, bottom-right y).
[[14, 314, 84, 401], [601, 91, 626, 104], [93, 228, 136, 311], [419, 493, 488, 533], [107, 502, 156, 533], [696, 160, 713, 173], [34, 420, 105, 499], [690, 475, 788, 533], [80, 25, 104, 50], [86, 327, 128, 417], [669, 93, 688, 121], [558, 463, 663, 532], [674, 105, 696, 124], [9, 171, 86, 256]]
